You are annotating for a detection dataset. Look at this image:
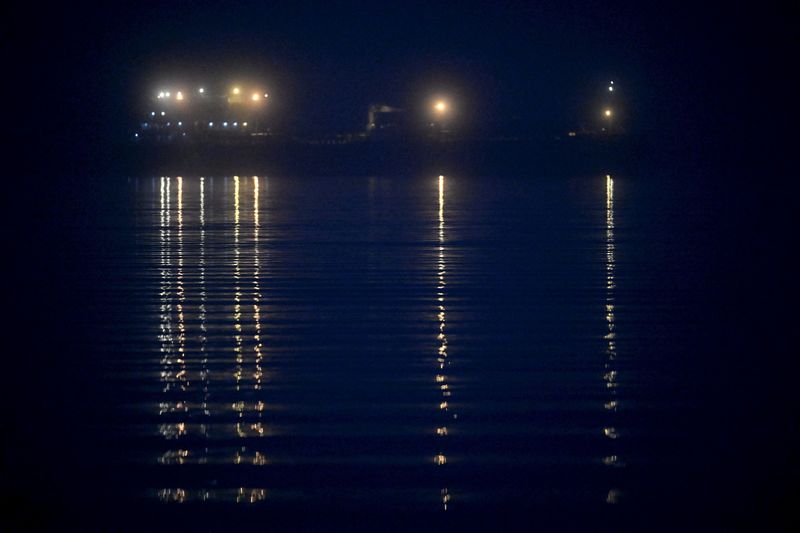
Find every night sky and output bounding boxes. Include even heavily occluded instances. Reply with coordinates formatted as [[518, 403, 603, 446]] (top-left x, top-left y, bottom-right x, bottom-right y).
[[6, 1, 794, 146]]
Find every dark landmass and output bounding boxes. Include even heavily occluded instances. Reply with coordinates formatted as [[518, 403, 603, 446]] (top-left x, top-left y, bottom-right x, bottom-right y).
[[121, 135, 646, 176]]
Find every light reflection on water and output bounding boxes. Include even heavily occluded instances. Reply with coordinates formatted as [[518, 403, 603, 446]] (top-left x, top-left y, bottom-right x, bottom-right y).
[[157, 176, 272, 501], [116, 173, 639, 509], [603, 174, 623, 503], [436, 175, 452, 509]]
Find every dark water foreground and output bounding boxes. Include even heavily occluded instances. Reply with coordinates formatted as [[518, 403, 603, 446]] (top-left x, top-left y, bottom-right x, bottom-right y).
[[3, 156, 797, 530]]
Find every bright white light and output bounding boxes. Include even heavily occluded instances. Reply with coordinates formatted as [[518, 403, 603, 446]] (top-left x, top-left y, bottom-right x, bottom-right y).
[[608, 86, 614, 92], [198, 87, 205, 94], [223, 122, 228, 127], [264, 93, 269, 98], [134, 133, 139, 137], [165, 91, 171, 98], [158, 91, 165, 98], [251, 93, 260, 101], [161, 111, 166, 116], [610, 80, 614, 85], [151, 112, 155, 116], [176, 91, 184, 100], [177, 121, 182, 126], [233, 122, 238, 126], [208, 122, 213, 127], [232, 87, 240, 95], [242, 122, 248, 127]]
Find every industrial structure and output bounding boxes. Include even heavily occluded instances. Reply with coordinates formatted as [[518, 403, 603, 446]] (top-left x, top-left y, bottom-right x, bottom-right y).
[[133, 79, 624, 142], [365, 98, 452, 139], [135, 84, 270, 141], [366, 104, 408, 137]]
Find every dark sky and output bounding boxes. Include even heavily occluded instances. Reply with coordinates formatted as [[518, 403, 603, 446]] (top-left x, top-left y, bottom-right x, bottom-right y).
[[4, 1, 794, 142]]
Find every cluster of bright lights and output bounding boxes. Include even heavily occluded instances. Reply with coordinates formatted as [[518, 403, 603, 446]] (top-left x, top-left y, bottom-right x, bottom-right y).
[[231, 87, 269, 103], [201, 121, 247, 128], [155, 86, 268, 104], [147, 79, 620, 136]]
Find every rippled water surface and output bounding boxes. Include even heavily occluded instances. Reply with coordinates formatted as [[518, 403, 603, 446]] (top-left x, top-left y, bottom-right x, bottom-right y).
[[10, 168, 790, 528]]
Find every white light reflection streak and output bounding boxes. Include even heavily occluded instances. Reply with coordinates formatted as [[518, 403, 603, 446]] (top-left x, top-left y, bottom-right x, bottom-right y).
[[435, 175, 453, 510], [233, 176, 245, 440], [252, 176, 265, 438], [603, 174, 622, 502], [158, 179, 173, 413], [199, 177, 210, 452], [176, 177, 188, 394], [158, 177, 172, 394]]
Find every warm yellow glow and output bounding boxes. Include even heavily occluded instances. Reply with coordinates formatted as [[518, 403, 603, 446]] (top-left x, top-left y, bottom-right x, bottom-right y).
[[251, 93, 260, 101], [604, 109, 612, 117], [434, 100, 447, 113], [176, 91, 184, 101], [232, 87, 241, 95]]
